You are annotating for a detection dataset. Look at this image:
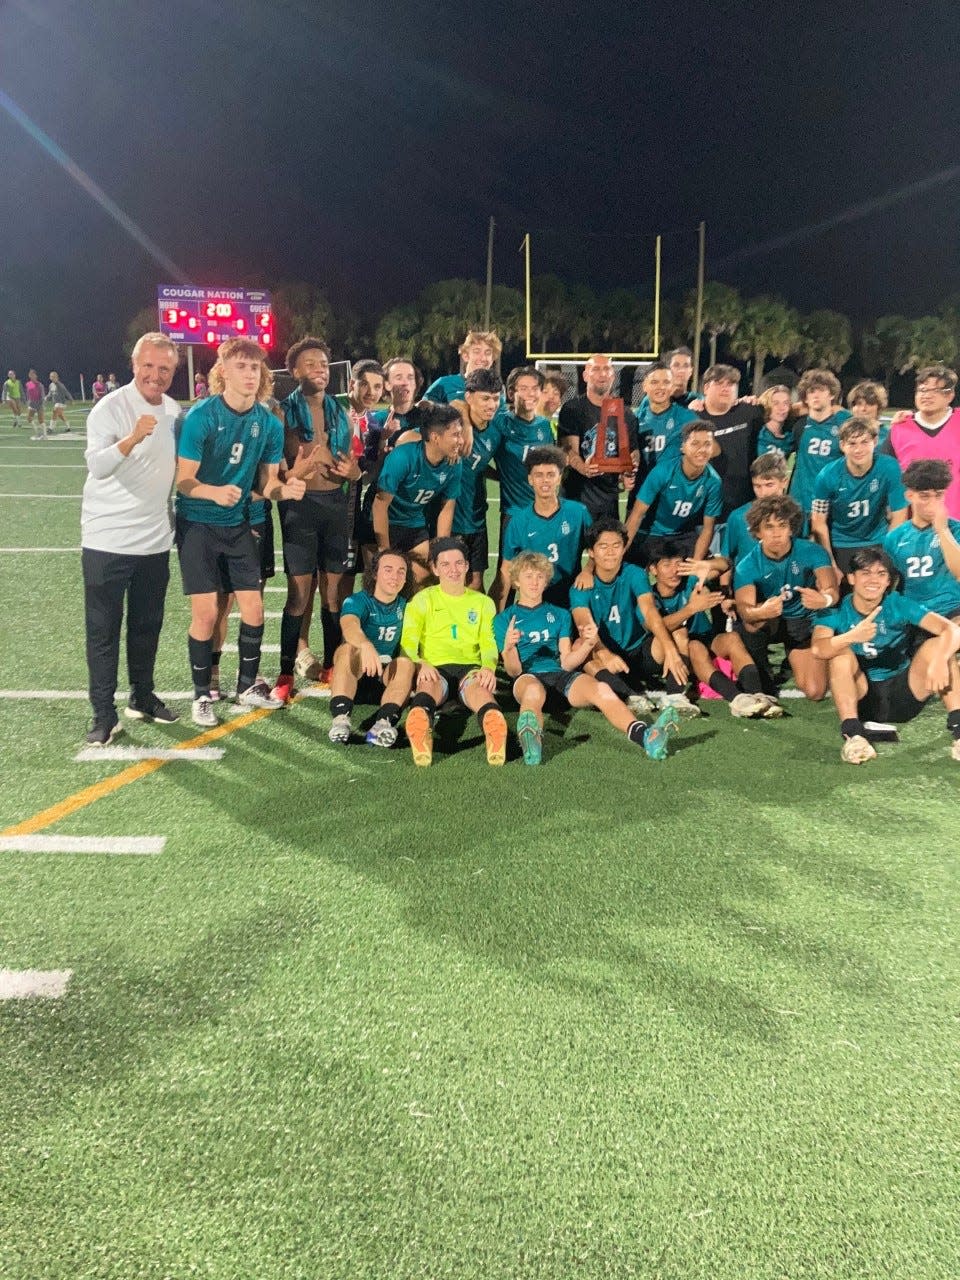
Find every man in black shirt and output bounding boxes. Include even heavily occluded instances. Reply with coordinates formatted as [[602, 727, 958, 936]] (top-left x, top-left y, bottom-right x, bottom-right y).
[[558, 354, 640, 521], [695, 364, 764, 518]]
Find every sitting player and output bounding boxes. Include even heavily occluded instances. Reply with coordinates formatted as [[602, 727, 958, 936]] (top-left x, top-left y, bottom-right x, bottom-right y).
[[647, 545, 782, 718], [811, 548, 960, 763], [328, 549, 415, 747], [495, 445, 591, 610], [883, 459, 960, 622], [810, 417, 908, 580], [569, 519, 688, 716], [624, 420, 722, 564], [399, 537, 506, 766], [733, 495, 836, 701], [494, 552, 681, 764], [721, 452, 789, 572]]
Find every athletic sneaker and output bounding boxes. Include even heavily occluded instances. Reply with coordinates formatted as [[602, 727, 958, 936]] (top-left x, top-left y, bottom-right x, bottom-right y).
[[405, 707, 433, 767], [365, 718, 398, 748], [730, 692, 767, 719], [191, 696, 217, 728], [516, 708, 542, 766], [272, 674, 295, 705], [841, 734, 877, 765], [85, 716, 123, 746], [642, 706, 681, 761], [236, 679, 282, 709], [627, 692, 656, 716], [294, 648, 322, 681], [663, 691, 701, 718], [208, 666, 221, 702], [483, 708, 508, 766], [124, 693, 179, 723], [757, 694, 784, 719], [328, 714, 351, 744]]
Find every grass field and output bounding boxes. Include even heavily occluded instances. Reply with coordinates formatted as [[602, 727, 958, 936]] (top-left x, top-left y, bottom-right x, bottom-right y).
[[1, 406, 958, 1279]]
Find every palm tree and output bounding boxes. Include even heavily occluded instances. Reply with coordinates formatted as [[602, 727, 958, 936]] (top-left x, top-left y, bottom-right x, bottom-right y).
[[900, 316, 958, 373], [798, 309, 852, 372], [530, 275, 569, 350], [729, 296, 801, 394], [860, 315, 911, 389], [685, 282, 742, 366]]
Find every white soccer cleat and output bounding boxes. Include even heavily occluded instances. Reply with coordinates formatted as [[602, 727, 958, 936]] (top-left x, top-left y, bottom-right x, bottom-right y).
[[328, 714, 352, 744], [365, 718, 398, 748], [663, 691, 702, 718], [757, 694, 784, 718], [627, 693, 655, 716], [729, 692, 767, 719], [191, 696, 217, 728], [294, 648, 322, 681], [236, 679, 282, 709], [841, 735, 877, 765]]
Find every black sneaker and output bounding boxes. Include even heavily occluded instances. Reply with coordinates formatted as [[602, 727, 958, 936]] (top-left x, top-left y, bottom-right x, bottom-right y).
[[125, 693, 179, 723], [85, 717, 123, 746]]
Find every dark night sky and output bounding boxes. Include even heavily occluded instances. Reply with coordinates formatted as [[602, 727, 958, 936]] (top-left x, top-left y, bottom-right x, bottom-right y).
[[3, 0, 960, 385]]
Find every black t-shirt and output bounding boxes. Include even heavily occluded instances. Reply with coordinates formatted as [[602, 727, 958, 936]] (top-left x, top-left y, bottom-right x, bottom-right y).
[[557, 396, 640, 506], [697, 403, 763, 516]]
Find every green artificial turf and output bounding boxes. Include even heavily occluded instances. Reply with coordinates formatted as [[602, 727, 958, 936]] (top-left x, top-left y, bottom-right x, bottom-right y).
[[0, 425, 958, 1279]]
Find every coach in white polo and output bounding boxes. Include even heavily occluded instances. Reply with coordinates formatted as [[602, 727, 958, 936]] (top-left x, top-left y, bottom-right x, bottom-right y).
[[81, 332, 181, 745]]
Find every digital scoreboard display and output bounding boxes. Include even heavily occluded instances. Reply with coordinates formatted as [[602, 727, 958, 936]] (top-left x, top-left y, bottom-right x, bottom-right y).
[[156, 285, 274, 348]]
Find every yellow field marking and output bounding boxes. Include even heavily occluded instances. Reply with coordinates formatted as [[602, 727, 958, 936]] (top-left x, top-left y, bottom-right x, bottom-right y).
[[1, 707, 273, 837]]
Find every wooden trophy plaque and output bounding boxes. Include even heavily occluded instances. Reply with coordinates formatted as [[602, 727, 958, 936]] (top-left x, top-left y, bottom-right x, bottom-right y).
[[589, 396, 632, 473]]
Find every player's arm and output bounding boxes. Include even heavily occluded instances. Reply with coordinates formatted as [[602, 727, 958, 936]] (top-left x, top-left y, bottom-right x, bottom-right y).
[[435, 498, 455, 538], [258, 461, 306, 503], [735, 581, 782, 630], [399, 592, 427, 663], [560, 620, 599, 670], [637, 591, 688, 682], [916, 611, 960, 691], [477, 599, 499, 678], [372, 491, 393, 550], [692, 516, 715, 562], [498, 615, 523, 677], [797, 565, 839, 611], [808, 504, 837, 572], [494, 559, 514, 613], [681, 554, 730, 581], [85, 405, 157, 477], [341, 612, 381, 678], [623, 497, 650, 546], [572, 604, 623, 670], [932, 506, 960, 581], [176, 456, 241, 507], [886, 504, 908, 530], [666, 583, 725, 633], [811, 607, 884, 660]]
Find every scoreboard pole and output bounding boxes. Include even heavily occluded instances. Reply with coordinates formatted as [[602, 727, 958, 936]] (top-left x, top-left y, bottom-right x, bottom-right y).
[[186, 345, 195, 400]]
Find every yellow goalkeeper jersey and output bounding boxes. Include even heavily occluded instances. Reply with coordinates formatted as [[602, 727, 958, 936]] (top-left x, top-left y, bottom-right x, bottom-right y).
[[400, 585, 498, 668]]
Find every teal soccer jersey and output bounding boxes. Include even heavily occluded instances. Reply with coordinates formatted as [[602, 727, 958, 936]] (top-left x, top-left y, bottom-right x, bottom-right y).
[[493, 409, 556, 515], [341, 590, 406, 662], [721, 499, 756, 565], [569, 563, 651, 654], [817, 591, 929, 681], [176, 396, 284, 527], [423, 373, 465, 405], [493, 602, 571, 674], [756, 424, 796, 460], [452, 420, 502, 535], [377, 440, 462, 528], [811, 455, 907, 546], [638, 402, 697, 467], [652, 574, 712, 637], [883, 519, 960, 618], [734, 538, 831, 619], [789, 410, 851, 511], [501, 500, 591, 598], [636, 457, 723, 536]]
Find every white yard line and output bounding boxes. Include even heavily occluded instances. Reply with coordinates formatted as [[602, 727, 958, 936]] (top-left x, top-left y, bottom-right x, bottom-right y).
[[0, 835, 166, 855], [0, 969, 73, 999], [0, 547, 80, 552], [0, 493, 81, 499], [0, 690, 195, 700], [73, 746, 225, 762]]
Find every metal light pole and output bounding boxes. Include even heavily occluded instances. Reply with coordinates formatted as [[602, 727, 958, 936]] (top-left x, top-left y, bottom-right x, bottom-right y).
[[692, 221, 706, 390]]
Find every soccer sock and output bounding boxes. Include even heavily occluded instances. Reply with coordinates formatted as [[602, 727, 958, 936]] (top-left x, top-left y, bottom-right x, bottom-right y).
[[596, 670, 633, 701], [330, 696, 353, 718], [188, 634, 212, 699], [709, 670, 740, 701], [379, 702, 402, 726], [476, 702, 501, 730], [947, 709, 960, 740], [320, 608, 341, 669], [279, 610, 303, 677], [626, 720, 648, 745], [409, 692, 437, 723], [210, 650, 223, 669], [841, 717, 865, 740], [738, 663, 763, 694], [236, 622, 264, 693], [664, 673, 685, 695]]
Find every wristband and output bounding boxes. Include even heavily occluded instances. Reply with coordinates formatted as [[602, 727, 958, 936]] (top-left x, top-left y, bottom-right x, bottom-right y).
[[821, 591, 835, 608]]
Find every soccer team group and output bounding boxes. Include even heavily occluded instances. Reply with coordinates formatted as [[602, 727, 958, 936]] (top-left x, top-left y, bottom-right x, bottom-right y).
[[78, 328, 960, 767]]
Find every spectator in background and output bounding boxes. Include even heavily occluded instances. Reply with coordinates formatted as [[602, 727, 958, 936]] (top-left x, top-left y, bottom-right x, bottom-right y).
[[91, 374, 107, 402], [24, 369, 45, 436], [882, 364, 960, 519], [3, 370, 23, 425], [46, 371, 73, 431], [105, 373, 119, 393], [194, 373, 208, 399]]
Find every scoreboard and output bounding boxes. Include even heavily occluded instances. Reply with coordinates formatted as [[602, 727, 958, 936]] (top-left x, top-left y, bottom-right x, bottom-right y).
[[156, 285, 274, 348]]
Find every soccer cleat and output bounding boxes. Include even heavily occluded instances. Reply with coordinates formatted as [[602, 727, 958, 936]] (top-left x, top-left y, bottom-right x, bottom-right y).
[[841, 734, 877, 765], [951, 738, 960, 762], [272, 674, 295, 705], [405, 707, 433, 767], [191, 696, 217, 728], [294, 648, 322, 681], [319, 666, 334, 687], [642, 706, 681, 761], [365, 718, 398, 748], [236, 679, 282, 709], [208, 666, 221, 702], [125, 693, 179, 723], [757, 694, 784, 719], [663, 691, 701, 718], [328, 713, 352, 744], [85, 717, 123, 747], [483, 708, 508, 766], [627, 692, 656, 716], [516, 709, 542, 766], [730, 692, 767, 719]]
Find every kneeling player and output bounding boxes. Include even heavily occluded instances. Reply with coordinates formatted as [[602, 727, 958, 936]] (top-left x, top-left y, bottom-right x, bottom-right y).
[[811, 548, 960, 764], [648, 545, 782, 718], [328, 549, 415, 747], [494, 552, 681, 763], [399, 537, 507, 766]]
